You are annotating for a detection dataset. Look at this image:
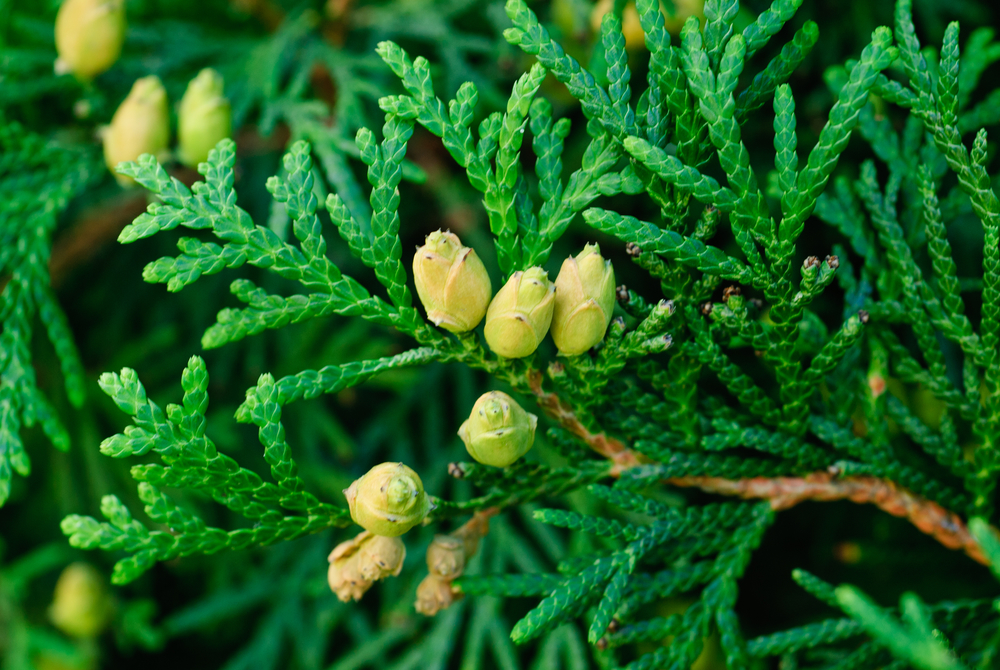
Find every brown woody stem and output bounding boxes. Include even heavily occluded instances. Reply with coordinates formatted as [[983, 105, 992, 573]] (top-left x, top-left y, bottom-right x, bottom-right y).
[[523, 369, 994, 567], [667, 473, 988, 566], [526, 369, 642, 475]]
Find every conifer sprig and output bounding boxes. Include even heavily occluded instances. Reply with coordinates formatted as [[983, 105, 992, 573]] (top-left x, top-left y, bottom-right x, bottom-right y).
[[0, 117, 97, 505], [59, 0, 1000, 664], [61, 357, 351, 584]]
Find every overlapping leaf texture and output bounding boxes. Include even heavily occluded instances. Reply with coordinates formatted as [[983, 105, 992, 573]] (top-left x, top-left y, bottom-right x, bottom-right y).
[[61, 356, 350, 584]]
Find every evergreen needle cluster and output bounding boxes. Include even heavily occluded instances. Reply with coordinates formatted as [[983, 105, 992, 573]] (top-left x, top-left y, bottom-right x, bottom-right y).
[[5, 0, 1000, 667]]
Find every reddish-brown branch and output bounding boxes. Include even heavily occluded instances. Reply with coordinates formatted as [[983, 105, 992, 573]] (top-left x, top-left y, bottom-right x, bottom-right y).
[[526, 369, 642, 475], [452, 506, 498, 556], [522, 368, 995, 567], [667, 473, 989, 566], [49, 194, 148, 288]]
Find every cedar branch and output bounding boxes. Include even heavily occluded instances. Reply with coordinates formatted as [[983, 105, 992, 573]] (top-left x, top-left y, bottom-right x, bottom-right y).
[[523, 368, 995, 567]]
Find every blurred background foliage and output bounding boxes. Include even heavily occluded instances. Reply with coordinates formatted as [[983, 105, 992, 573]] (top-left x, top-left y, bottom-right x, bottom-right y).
[[0, 0, 999, 668]]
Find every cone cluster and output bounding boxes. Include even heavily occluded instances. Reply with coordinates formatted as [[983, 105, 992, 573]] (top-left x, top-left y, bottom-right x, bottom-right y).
[[413, 232, 617, 359], [100, 68, 232, 185], [415, 513, 490, 615], [412, 233, 617, 469], [329, 462, 433, 601], [54, 1, 233, 183]]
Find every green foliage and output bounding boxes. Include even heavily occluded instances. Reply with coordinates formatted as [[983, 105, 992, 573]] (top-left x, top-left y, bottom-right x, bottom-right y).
[[0, 116, 97, 505], [61, 356, 351, 585], [834, 587, 966, 670], [7, 0, 1000, 667], [461, 487, 773, 663]]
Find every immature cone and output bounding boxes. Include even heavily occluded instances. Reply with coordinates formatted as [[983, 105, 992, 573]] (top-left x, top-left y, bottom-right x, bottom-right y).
[[55, 0, 125, 80], [590, 0, 644, 50], [327, 530, 406, 602], [589, 0, 704, 46], [551, 244, 616, 356], [49, 563, 113, 639], [415, 574, 460, 616], [33, 650, 98, 670], [413, 230, 492, 332], [484, 267, 555, 358], [413, 511, 491, 616], [458, 391, 538, 467], [178, 68, 232, 168], [426, 535, 465, 578], [663, 0, 705, 35], [344, 462, 432, 537], [103, 76, 169, 186]]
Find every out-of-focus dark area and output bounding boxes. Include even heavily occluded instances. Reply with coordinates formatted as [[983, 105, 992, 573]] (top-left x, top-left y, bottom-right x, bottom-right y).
[[1, 0, 999, 668]]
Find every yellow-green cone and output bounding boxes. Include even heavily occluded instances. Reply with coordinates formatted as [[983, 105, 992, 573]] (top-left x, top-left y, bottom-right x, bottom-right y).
[[343, 462, 432, 537], [551, 244, 616, 355], [49, 563, 113, 639], [103, 76, 169, 186], [458, 391, 538, 467], [484, 267, 555, 358], [413, 230, 492, 332], [54, 0, 125, 81], [178, 68, 232, 168]]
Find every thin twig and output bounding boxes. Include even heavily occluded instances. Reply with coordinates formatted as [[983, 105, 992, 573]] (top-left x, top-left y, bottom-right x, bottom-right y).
[[49, 193, 147, 288], [525, 369, 642, 475], [667, 473, 989, 566], [522, 368, 996, 567]]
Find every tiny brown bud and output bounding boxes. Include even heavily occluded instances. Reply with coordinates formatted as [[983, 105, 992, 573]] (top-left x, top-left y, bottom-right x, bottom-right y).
[[448, 462, 467, 479], [868, 374, 886, 398], [825, 254, 840, 269], [722, 286, 741, 302], [607, 618, 621, 633], [754, 350, 765, 358], [616, 285, 630, 302], [833, 541, 862, 564], [858, 310, 870, 324], [700, 302, 713, 315], [802, 256, 821, 270], [596, 637, 609, 650], [625, 242, 642, 257]]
